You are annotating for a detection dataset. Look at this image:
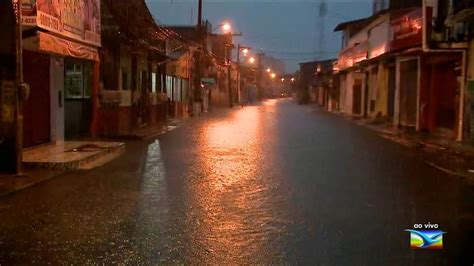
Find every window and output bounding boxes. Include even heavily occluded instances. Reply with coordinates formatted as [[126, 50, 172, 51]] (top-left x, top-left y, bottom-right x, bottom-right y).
[[151, 72, 157, 93], [166, 75, 173, 99], [64, 63, 84, 99]]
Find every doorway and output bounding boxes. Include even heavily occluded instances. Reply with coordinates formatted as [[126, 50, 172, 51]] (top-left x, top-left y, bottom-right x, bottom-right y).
[[399, 59, 418, 127], [64, 59, 92, 139], [353, 78, 362, 115], [23, 51, 51, 148], [387, 66, 396, 118]]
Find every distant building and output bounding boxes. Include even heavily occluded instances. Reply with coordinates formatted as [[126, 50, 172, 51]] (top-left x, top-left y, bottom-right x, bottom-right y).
[[334, 0, 473, 142]]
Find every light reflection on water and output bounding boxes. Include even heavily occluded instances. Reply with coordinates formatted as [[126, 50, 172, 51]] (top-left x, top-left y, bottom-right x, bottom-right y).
[[186, 106, 288, 262]]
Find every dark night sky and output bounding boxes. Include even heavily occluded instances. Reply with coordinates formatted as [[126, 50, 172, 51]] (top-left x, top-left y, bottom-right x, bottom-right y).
[[145, 0, 372, 73]]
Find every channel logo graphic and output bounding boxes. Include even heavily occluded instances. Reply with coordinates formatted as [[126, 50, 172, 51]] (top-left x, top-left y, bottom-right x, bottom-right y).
[[405, 229, 446, 249]]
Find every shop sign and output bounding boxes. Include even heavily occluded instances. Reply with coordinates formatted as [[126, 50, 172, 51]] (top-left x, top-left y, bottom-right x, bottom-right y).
[[21, 0, 101, 47], [390, 8, 426, 51]]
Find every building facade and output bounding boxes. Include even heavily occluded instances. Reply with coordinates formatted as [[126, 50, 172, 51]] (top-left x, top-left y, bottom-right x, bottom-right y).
[[333, 0, 472, 141]]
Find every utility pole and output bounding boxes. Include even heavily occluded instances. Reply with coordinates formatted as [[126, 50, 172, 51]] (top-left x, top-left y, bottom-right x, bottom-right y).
[[0, 0, 20, 173], [226, 34, 233, 108], [193, 0, 203, 116], [237, 43, 242, 106], [236, 43, 250, 105], [14, 0, 23, 174], [257, 51, 264, 100], [223, 33, 242, 108], [237, 44, 240, 106], [0, 0, 24, 173]]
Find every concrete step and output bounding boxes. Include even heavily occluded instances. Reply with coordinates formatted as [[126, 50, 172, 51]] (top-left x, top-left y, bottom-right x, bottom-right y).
[[23, 141, 125, 170]]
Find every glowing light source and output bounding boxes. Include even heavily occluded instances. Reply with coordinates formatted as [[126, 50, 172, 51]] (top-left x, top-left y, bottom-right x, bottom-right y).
[[270, 73, 276, 79], [222, 23, 231, 32], [266, 68, 271, 73], [248, 57, 255, 64]]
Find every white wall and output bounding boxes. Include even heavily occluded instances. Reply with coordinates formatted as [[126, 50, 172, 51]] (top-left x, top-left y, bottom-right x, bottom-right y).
[[347, 30, 368, 48], [368, 19, 389, 59], [339, 75, 346, 113], [339, 72, 355, 114], [50, 56, 64, 142]]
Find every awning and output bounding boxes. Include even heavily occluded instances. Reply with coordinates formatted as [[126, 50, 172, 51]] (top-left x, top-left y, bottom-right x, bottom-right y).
[[23, 32, 99, 61]]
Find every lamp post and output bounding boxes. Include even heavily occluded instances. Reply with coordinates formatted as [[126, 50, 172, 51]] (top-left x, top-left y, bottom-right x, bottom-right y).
[[14, 0, 23, 173], [193, 0, 203, 116], [236, 44, 250, 106]]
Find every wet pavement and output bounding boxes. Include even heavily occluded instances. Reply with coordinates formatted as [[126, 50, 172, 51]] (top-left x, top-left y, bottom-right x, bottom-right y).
[[1, 99, 474, 265]]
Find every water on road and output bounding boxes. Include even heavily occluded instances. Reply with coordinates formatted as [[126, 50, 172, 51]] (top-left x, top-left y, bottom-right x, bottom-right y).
[[1, 99, 473, 264]]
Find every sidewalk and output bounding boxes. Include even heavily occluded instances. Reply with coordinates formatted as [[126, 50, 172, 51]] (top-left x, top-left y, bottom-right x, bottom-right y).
[[352, 115, 474, 178], [0, 169, 67, 197], [23, 141, 125, 170], [0, 117, 187, 198]]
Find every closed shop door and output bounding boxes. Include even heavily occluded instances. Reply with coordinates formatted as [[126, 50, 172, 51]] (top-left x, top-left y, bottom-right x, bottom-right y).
[[23, 51, 51, 148], [387, 66, 396, 118], [353, 79, 362, 115], [64, 60, 92, 139], [399, 59, 418, 127]]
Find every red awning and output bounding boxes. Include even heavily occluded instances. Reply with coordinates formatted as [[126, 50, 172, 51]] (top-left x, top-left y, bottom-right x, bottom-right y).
[[23, 32, 99, 61]]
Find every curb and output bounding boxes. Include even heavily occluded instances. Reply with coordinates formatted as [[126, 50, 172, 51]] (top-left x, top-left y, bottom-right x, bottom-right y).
[[23, 143, 125, 170]]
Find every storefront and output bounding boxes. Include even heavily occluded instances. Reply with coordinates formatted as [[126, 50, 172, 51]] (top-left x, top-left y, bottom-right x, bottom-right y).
[[22, 51, 51, 147], [64, 59, 93, 139], [398, 57, 419, 128], [390, 8, 423, 128], [419, 53, 462, 137], [20, 0, 101, 146]]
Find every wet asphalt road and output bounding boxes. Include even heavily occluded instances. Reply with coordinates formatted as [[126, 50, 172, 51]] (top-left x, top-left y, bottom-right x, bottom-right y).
[[1, 99, 474, 265]]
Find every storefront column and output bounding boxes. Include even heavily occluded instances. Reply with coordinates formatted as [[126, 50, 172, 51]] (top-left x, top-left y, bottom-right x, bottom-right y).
[[467, 41, 474, 141], [394, 57, 401, 126], [90, 60, 100, 137]]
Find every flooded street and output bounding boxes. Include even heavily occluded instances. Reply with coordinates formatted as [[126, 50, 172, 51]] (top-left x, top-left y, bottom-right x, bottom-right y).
[[1, 99, 473, 264]]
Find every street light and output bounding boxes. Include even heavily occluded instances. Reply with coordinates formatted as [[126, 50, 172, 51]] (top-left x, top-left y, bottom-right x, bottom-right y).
[[266, 68, 271, 73], [248, 57, 255, 64], [271, 73, 276, 79], [222, 23, 231, 32], [242, 48, 249, 55], [291, 78, 295, 82], [213, 22, 231, 32], [281, 78, 285, 82]]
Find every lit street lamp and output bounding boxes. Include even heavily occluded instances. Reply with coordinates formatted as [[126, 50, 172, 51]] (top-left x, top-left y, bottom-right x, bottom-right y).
[[222, 23, 231, 32], [213, 22, 231, 32], [291, 78, 295, 82], [266, 68, 271, 73], [249, 57, 255, 64], [281, 78, 285, 82], [271, 73, 276, 79]]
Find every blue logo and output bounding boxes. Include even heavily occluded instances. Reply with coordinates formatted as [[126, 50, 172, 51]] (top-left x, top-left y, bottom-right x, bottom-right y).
[[405, 229, 446, 249]]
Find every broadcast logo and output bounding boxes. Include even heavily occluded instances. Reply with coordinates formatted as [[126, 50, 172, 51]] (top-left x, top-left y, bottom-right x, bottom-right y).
[[405, 224, 445, 249]]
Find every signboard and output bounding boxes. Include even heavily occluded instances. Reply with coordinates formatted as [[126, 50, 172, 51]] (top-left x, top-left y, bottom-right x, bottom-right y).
[[390, 8, 426, 51], [21, 0, 101, 47]]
